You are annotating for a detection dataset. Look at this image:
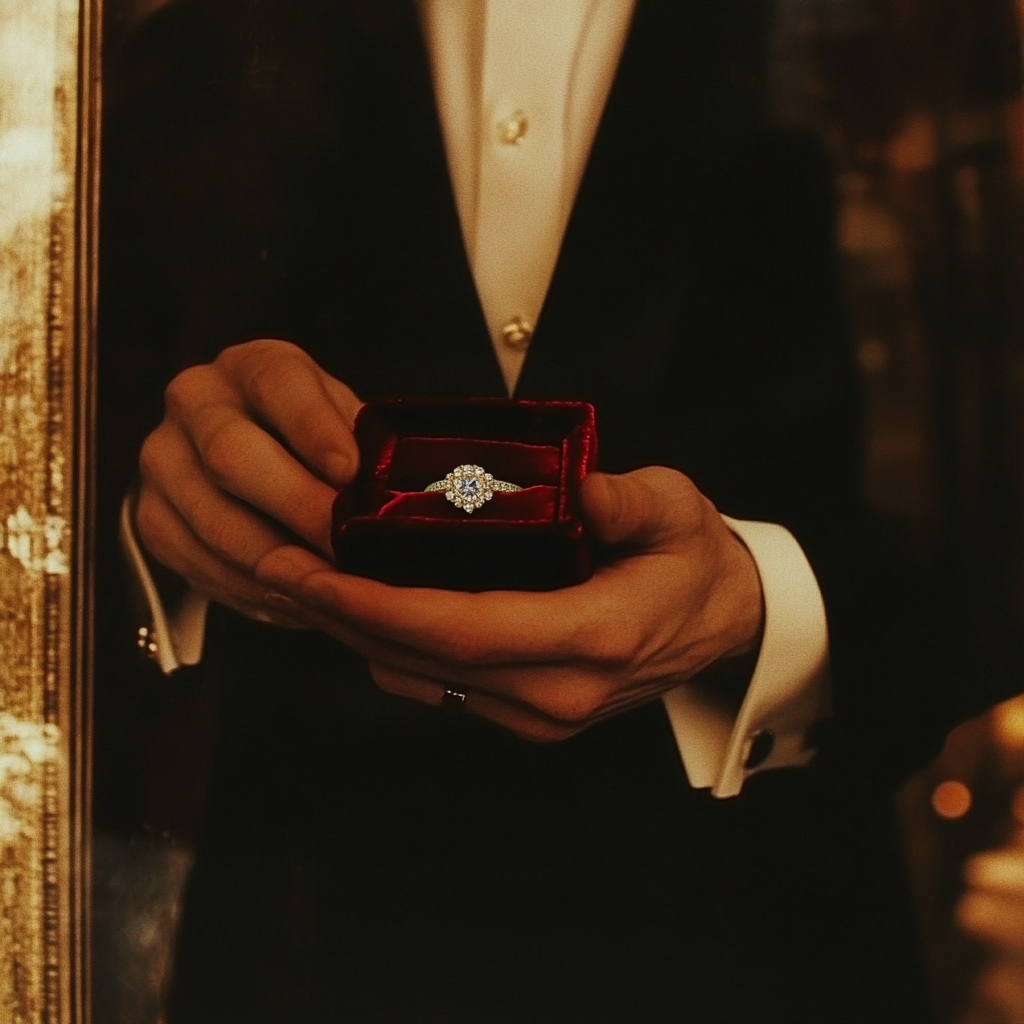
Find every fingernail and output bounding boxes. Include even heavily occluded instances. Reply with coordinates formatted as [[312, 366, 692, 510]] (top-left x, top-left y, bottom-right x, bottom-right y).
[[264, 592, 297, 608]]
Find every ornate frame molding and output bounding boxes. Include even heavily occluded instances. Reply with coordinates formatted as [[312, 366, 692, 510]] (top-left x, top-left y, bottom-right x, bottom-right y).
[[0, 0, 98, 1020]]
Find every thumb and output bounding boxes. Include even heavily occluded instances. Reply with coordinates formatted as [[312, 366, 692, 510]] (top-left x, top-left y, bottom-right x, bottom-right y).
[[580, 467, 699, 548]]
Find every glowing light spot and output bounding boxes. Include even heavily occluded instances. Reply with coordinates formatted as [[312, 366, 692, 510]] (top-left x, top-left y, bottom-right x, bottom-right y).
[[993, 695, 1024, 750], [932, 780, 972, 819]]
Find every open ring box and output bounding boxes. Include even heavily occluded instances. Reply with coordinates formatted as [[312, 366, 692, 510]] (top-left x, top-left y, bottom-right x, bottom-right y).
[[331, 399, 598, 591]]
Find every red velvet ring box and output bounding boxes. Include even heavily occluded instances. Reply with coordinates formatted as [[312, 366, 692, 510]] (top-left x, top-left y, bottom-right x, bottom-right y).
[[331, 399, 598, 591]]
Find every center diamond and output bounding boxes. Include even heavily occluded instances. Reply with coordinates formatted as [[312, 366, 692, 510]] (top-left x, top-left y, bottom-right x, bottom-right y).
[[458, 476, 481, 499]]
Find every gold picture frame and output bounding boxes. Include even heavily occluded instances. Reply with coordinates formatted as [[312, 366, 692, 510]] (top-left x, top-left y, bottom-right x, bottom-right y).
[[0, 0, 99, 1020]]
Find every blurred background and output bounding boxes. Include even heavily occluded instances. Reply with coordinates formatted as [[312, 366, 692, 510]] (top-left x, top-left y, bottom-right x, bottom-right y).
[[773, 1, 1024, 1020], [96, 0, 1024, 1021]]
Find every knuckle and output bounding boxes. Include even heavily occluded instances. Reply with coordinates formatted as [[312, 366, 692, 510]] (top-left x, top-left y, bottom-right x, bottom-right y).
[[239, 343, 310, 398], [137, 430, 166, 481], [653, 468, 691, 506], [201, 511, 244, 563], [198, 418, 247, 486], [685, 491, 716, 536], [650, 467, 707, 533], [654, 465, 690, 490], [245, 359, 289, 409], [163, 364, 212, 417], [217, 338, 298, 368], [670, 471, 703, 513]]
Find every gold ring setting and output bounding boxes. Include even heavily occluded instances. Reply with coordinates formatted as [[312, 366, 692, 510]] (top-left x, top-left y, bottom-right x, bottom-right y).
[[424, 464, 522, 513]]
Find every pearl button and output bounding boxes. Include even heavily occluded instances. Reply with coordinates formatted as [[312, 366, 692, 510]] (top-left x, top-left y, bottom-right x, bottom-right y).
[[497, 110, 528, 145], [501, 316, 533, 348]]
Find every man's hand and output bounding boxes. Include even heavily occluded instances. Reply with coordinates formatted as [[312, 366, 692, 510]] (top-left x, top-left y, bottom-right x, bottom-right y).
[[256, 467, 765, 740], [136, 339, 362, 625]]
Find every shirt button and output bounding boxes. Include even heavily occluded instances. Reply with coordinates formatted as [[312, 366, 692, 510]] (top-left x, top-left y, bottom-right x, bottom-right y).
[[744, 730, 775, 769], [496, 110, 528, 145], [501, 316, 533, 348]]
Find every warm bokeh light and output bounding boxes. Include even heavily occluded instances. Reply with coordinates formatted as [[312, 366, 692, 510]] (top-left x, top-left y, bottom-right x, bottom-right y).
[[993, 695, 1024, 750], [932, 780, 973, 819]]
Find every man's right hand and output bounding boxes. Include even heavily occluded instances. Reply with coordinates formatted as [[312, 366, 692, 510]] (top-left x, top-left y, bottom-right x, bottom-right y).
[[136, 339, 362, 624]]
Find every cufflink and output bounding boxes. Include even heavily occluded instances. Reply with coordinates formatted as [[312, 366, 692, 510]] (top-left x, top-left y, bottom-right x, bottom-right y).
[[136, 624, 158, 659]]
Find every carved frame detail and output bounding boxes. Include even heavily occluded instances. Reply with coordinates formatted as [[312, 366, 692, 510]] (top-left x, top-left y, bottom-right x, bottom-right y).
[[0, 0, 98, 1020]]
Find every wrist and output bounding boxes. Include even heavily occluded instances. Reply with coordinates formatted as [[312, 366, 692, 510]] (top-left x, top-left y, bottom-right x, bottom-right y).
[[717, 526, 765, 659]]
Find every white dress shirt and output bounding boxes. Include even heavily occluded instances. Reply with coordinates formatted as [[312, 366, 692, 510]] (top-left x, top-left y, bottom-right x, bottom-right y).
[[124, 0, 832, 799]]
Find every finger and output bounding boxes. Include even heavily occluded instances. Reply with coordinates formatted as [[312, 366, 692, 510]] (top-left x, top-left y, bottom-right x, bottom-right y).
[[258, 548, 679, 724], [218, 340, 361, 487], [178, 395, 338, 554], [321, 372, 365, 427], [263, 562, 677, 723], [580, 467, 706, 548], [368, 664, 578, 743], [258, 541, 732, 696], [365, 632, 667, 722], [135, 488, 310, 629], [331, 610, 616, 716], [140, 421, 302, 567], [255, 544, 623, 665]]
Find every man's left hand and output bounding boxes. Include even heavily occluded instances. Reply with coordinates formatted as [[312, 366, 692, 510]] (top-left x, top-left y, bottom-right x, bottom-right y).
[[257, 467, 764, 741]]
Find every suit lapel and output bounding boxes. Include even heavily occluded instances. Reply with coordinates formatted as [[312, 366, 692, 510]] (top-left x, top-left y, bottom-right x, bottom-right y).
[[515, 0, 768, 470], [325, 0, 763, 420], [313, 0, 505, 400]]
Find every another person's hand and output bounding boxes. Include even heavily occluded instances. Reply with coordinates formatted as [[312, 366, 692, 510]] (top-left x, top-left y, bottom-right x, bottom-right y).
[[956, 821, 1024, 1024], [256, 467, 765, 740], [136, 339, 362, 624]]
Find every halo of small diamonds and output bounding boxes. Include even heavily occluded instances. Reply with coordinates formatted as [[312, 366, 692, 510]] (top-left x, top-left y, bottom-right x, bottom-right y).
[[424, 464, 522, 513]]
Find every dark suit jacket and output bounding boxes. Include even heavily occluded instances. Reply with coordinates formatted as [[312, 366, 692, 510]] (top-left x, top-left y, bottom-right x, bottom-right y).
[[96, 1, 1016, 1020]]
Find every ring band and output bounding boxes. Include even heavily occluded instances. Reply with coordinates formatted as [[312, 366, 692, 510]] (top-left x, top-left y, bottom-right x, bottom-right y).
[[442, 688, 467, 712], [424, 464, 522, 513]]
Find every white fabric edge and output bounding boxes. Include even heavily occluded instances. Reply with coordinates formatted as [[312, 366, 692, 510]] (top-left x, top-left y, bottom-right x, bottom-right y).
[[119, 489, 209, 673], [661, 516, 832, 798], [713, 517, 831, 798]]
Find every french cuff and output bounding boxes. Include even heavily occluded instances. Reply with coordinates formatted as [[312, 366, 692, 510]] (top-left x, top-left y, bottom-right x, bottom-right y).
[[661, 516, 832, 799], [120, 488, 209, 674]]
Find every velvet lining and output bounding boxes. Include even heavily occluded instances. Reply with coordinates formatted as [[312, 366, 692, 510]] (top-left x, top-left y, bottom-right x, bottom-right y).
[[332, 398, 598, 590]]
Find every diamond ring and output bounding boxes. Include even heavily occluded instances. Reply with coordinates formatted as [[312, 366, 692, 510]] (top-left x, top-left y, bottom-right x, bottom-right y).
[[424, 464, 522, 513]]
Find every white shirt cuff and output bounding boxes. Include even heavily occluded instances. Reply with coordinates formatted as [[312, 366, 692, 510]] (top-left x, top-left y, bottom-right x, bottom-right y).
[[120, 489, 209, 674], [662, 516, 832, 798]]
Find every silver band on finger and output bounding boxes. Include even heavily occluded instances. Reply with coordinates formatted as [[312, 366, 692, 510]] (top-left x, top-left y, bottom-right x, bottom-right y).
[[441, 688, 467, 713], [424, 464, 522, 513]]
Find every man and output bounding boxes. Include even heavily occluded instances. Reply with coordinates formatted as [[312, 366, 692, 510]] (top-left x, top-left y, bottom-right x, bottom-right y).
[[97, 0, 1012, 1020]]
